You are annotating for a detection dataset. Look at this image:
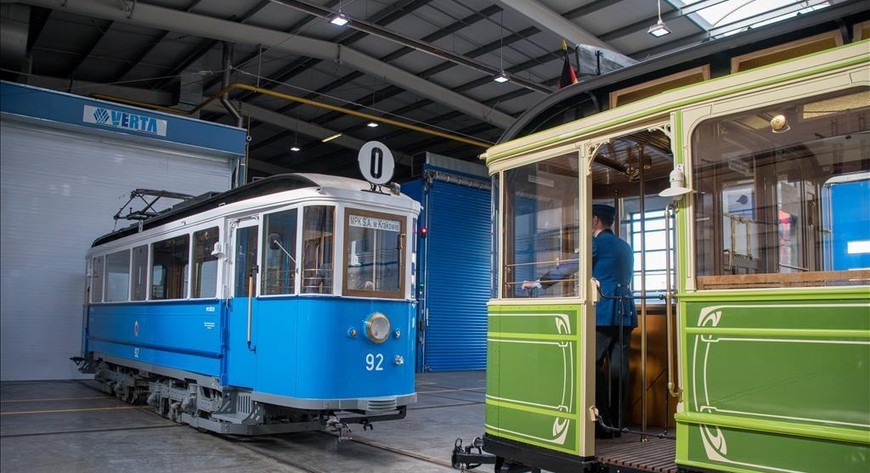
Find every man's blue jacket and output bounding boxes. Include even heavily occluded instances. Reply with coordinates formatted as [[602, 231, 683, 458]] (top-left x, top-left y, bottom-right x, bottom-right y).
[[539, 229, 636, 327], [592, 229, 637, 328]]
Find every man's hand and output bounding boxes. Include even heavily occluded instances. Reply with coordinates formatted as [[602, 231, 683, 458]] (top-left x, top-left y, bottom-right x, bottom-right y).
[[521, 280, 541, 290]]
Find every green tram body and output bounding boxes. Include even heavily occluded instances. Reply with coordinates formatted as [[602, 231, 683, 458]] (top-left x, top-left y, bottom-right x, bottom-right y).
[[477, 6, 869, 473]]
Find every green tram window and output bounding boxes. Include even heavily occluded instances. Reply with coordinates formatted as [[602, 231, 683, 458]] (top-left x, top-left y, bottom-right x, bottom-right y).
[[692, 87, 870, 288], [503, 153, 580, 298]]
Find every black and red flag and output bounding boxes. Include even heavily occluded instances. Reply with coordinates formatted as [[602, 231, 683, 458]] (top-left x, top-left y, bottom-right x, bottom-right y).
[[559, 39, 578, 88]]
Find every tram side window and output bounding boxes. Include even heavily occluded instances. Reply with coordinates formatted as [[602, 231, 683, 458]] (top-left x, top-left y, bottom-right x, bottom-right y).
[[344, 210, 405, 298], [90, 256, 105, 303], [131, 245, 148, 301], [302, 206, 334, 294], [193, 227, 219, 298], [233, 226, 259, 298], [503, 153, 579, 298], [105, 250, 131, 302], [692, 86, 869, 288], [151, 234, 190, 299], [262, 209, 298, 295]]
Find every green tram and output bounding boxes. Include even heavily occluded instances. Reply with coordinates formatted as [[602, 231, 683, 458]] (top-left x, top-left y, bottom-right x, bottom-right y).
[[455, 4, 869, 473]]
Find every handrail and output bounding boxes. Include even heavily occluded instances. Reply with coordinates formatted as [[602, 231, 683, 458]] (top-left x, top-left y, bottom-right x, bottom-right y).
[[664, 202, 683, 400], [639, 165, 648, 439], [90, 82, 491, 149], [246, 266, 258, 351]]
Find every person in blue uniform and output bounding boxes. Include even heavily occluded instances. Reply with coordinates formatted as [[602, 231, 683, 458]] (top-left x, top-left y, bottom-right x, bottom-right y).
[[523, 204, 636, 437]]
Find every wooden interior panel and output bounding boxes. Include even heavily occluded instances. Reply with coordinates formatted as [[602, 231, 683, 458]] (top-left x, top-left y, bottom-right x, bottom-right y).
[[697, 269, 870, 289], [731, 31, 842, 72], [601, 307, 678, 430]]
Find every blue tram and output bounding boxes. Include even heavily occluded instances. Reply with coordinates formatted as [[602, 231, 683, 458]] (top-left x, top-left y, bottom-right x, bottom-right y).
[[77, 173, 420, 435]]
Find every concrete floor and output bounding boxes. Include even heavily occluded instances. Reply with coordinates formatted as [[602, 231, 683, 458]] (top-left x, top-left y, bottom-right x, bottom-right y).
[[0, 372, 486, 473]]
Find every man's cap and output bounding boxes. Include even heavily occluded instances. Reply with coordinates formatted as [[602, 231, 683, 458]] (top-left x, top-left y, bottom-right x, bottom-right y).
[[592, 204, 616, 220]]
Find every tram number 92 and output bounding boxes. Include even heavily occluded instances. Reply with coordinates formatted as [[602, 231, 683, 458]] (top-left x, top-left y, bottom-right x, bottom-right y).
[[365, 353, 384, 371]]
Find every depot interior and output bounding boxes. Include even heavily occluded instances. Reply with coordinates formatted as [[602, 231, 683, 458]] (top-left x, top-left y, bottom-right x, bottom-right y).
[[1, 1, 866, 472]]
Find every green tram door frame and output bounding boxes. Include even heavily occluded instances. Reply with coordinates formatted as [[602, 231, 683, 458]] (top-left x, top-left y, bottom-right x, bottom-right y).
[[485, 146, 598, 461]]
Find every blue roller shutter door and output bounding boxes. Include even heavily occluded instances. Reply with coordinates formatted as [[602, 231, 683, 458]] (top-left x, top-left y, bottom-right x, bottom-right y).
[[423, 180, 490, 371]]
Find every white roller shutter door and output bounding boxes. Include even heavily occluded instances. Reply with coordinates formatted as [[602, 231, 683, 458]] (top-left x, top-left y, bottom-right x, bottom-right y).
[[0, 120, 232, 380]]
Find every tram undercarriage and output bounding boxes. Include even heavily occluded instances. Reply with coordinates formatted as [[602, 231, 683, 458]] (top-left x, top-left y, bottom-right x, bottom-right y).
[[73, 356, 407, 436]]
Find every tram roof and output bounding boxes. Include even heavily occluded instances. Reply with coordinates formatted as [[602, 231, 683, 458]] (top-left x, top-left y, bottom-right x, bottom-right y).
[[92, 173, 400, 247]]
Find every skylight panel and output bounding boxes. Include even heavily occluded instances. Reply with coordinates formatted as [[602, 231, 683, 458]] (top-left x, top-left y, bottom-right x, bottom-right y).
[[676, 0, 830, 37]]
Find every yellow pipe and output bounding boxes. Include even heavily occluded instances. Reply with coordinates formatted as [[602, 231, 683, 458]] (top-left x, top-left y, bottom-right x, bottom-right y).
[[91, 82, 492, 148]]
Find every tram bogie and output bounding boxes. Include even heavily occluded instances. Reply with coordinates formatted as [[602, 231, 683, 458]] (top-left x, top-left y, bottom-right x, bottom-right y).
[[78, 173, 420, 435]]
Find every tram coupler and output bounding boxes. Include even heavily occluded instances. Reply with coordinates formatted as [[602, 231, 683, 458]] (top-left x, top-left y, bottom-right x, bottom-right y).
[[326, 415, 352, 441], [70, 356, 96, 374], [452, 437, 496, 470]]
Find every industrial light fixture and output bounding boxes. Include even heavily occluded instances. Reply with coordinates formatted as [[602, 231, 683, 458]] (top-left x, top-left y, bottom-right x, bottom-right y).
[[322, 132, 342, 143], [290, 115, 301, 152], [493, 10, 509, 84], [329, 12, 349, 26], [648, 0, 671, 37], [659, 164, 692, 199], [329, 0, 349, 26], [366, 122, 379, 128]]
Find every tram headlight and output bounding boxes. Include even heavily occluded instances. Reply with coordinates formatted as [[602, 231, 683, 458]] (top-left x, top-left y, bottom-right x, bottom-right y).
[[365, 313, 391, 344]]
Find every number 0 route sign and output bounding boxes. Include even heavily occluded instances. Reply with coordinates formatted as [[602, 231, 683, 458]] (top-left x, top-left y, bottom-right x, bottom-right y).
[[358, 141, 395, 185]]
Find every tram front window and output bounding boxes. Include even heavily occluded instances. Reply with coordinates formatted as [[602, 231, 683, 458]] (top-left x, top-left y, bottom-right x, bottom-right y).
[[344, 210, 405, 298], [503, 153, 579, 298], [692, 86, 870, 288]]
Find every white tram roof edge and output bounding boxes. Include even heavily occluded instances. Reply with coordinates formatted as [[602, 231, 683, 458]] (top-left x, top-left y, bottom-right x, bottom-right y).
[[89, 173, 420, 252]]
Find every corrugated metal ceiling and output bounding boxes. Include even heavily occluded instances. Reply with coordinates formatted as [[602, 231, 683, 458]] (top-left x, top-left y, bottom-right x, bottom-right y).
[[1, 0, 841, 182]]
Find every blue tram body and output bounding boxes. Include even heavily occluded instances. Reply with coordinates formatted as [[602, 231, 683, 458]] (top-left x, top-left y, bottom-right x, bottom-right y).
[[77, 174, 420, 435]]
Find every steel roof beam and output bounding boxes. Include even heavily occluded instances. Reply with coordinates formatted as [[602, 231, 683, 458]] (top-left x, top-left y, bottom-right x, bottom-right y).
[[110, 0, 204, 84], [18, 0, 515, 129], [248, 5, 514, 149], [149, 0, 271, 91], [496, 0, 636, 67], [269, 0, 550, 94]]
